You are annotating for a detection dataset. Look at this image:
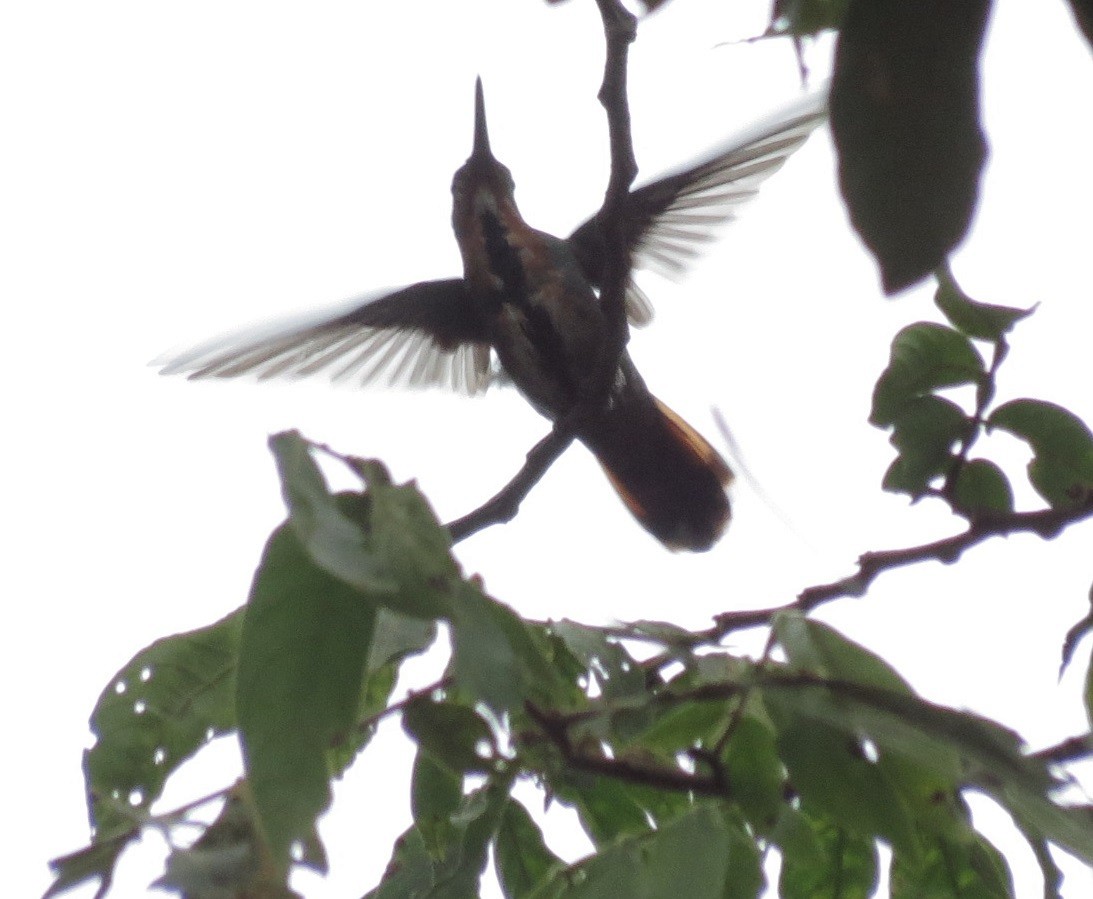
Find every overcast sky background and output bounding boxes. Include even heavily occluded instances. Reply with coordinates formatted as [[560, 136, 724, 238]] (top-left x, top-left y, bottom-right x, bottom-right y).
[[5, 1, 1093, 896]]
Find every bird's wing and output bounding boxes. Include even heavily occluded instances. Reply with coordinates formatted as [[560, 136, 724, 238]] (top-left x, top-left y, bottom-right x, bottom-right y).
[[157, 279, 495, 396], [567, 86, 828, 325]]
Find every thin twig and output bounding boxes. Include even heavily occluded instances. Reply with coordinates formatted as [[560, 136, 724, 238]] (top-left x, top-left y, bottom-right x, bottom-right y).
[[712, 496, 1093, 635], [1031, 734, 1093, 767], [525, 701, 727, 797]]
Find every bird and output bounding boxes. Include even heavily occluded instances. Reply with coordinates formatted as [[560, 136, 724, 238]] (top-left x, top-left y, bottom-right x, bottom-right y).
[[160, 79, 827, 551]]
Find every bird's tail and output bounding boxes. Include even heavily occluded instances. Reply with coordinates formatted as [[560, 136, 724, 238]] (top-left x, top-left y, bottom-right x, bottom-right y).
[[580, 394, 733, 552]]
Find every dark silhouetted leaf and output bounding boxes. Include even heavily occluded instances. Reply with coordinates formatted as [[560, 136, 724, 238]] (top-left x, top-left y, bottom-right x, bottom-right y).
[[881, 395, 969, 497], [830, 0, 991, 293], [1065, 0, 1093, 49], [989, 400, 1093, 507], [934, 266, 1034, 342], [770, 0, 849, 36], [871, 323, 984, 426], [952, 459, 1015, 516]]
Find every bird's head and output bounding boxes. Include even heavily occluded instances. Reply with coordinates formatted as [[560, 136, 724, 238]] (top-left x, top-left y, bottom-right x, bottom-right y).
[[451, 78, 524, 279]]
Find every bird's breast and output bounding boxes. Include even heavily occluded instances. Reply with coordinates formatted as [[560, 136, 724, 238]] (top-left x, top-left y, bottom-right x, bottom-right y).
[[478, 214, 608, 418]]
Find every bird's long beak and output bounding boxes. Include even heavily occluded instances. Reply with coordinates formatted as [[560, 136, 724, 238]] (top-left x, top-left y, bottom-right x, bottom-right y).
[[472, 77, 493, 162]]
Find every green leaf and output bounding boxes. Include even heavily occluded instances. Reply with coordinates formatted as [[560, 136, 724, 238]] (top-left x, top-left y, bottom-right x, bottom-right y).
[[988, 399, 1093, 507], [722, 714, 785, 833], [84, 608, 242, 837], [775, 717, 920, 854], [366, 826, 436, 899], [270, 431, 462, 619], [891, 829, 1013, 898], [881, 396, 971, 497], [759, 664, 1093, 865], [952, 459, 1015, 516], [770, 806, 825, 870], [427, 779, 512, 897], [770, 0, 849, 37], [410, 750, 463, 856], [549, 619, 647, 700], [775, 614, 914, 694], [362, 458, 464, 619], [934, 266, 1034, 342], [531, 803, 762, 899], [495, 799, 565, 898], [631, 697, 730, 754], [367, 609, 438, 672], [450, 583, 563, 714], [871, 323, 985, 427], [269, 431, 394, 594], [554, 775, 652, 847], [45, 828, 134, 899], [780, 809, 879, 899], [760, 671, 1042, 792], [1015, 824, 1063, 899], [1086, 650, 1093, 731], [328, 655, 404, 778], [402, 697, 496, 774], [236, 522, 376, 869], [993, 788, 1093, 868]]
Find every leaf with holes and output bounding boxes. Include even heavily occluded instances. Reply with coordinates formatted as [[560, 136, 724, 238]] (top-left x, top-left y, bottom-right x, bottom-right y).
[[84, 608, 242, 838]]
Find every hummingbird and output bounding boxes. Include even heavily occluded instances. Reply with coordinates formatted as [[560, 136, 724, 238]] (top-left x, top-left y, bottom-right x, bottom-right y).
[[161, 79, 826, 551]]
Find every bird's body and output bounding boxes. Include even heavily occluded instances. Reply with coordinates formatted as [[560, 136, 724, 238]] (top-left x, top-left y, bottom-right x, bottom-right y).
[[162, 81, 827, 551]]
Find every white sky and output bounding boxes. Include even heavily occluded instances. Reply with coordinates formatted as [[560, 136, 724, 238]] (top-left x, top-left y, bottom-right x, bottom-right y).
[[5, 1, 1093, 896]]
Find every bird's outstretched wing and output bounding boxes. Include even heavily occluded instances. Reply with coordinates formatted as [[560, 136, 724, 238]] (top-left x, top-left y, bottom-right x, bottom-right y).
[[567, 86, 828, 325], [157, 279, 494, 396]]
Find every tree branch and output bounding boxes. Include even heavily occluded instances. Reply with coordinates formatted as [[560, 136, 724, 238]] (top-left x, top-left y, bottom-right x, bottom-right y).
[[524, 701, 728, 797], [712, 496, 1093, 635], [1031, 734, 1093, 767]]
